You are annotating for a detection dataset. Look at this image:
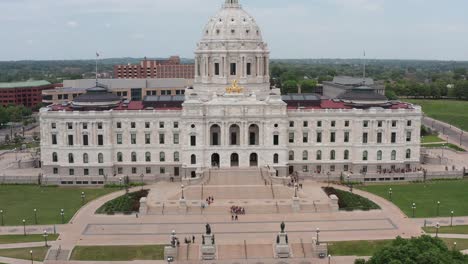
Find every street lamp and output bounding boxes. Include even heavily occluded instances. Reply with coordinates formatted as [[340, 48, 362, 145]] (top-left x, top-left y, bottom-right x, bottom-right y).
[[327, 172, 331, 187], [436, 201, 441, 217], [412, 203, 416, 218], [140, 173, 144, 189], [181, 184, 185, 200], [453, 242, 457, 251], [81, 192, 86, 205], [328, 254, 331, 264], [22, 219, 26, 236], [43, 230, 48, 247], [450, 211, 454, 227], [294, 182, 298, 198], [435, 222, 440, 238], [60, 209, 64, 224], [119, 177, 123, 189], [0, 210, 3, 226], [30, 250, 33, 264], [33, 209, 37, 225], [388, 188, 393, 201], [316, 227, 320, 245]]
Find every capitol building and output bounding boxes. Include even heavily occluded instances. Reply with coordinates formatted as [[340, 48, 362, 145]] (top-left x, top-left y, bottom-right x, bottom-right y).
[[40, 0, 422, 182]]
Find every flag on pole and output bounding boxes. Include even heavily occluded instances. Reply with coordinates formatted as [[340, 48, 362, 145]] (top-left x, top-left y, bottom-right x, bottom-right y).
[[96, 52, 100, 57]]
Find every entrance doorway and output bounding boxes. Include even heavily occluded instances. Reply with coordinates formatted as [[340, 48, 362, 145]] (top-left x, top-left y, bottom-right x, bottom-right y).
[[211, 153, 220, 168], [230, 153, 239, 167], [249, 153, 258, 167], [288, 166, 294, 175]]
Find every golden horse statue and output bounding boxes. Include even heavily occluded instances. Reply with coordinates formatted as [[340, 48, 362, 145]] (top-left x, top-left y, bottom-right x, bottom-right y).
[[226, 80, 244, 94]]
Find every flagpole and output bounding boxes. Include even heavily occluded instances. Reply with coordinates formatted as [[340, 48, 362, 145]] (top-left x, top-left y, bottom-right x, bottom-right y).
[[95, 52, 98, 86], [363, 50, 366, 84]]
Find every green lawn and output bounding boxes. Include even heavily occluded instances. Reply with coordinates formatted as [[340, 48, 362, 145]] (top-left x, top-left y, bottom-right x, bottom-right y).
[[423, 225, 468, 235], [0, 141, 39, 151], [407, 99, 468, 131], [0, 185, 117, 226], [328, 238, 468, 256], [358, 180, 468, 218], [421, 135, 444, 143], [0, 234, 58, 244], [70, 245, 165, 261], [0, 246, 48, 261]]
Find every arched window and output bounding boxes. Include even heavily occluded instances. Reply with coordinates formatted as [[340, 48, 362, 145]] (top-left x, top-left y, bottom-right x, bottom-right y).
[[68, 153, 74, 164], [191, 154, 197, 164], [160, 152, 165, 162], [98, 153, 104, 164], [377, 150, 382, 161], [273, 153, 279, 164], [302, 151, 308, 161], [316, 150, 322, 160], [210, 124, 221, 146], [406, 149, 411, 159], [248, 124, 260, 145], [173, 152, 180, 162], [83, 153, 89, 164], [117, 152, 123, 162], [391, 150, 397, 161], [330, 150, 336, 160], [52, 152, 58, 162], [363, 151, 368, 161], [344, 150, 349, 160], [131, 152, 137, 162], [145, 152, 151, 162], [289, 151, 294, 161]]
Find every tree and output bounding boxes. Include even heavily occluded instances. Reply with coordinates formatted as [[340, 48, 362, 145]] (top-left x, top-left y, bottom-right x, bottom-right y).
[[300, 80, 317, 93], [356, 236, 468, 264], [282, 80, 298, 94]]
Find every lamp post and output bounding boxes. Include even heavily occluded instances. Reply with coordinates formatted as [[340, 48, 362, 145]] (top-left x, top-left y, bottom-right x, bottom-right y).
[[119, 177, 123, 189], [33, 209, 37, 225], [43, 230, 48, 247], [412, 203, 416, 218], [316, 227, 320, 245], [140, 173, 144, 189], [454, 242, 457, 251], [450, 210, 454, 227], [294, 182, 298, 198], [327, 172, 331, 187], [328, 254, 331, 264], [388, 188, 393, 201], [435, 222, 440, 238], [436, 201, 440, 217], [22, 219, 26, 235], [30, 250, 33, 264], [0, 210, 3, 226], [181, 184, 185, 200], [60, 209, 64, 224], [81, 192, 86, 205]]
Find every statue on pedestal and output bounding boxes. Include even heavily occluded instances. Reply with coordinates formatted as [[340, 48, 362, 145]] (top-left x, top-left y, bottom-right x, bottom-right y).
[[280, 222, 285, 233], [205, 223, 212, 235]]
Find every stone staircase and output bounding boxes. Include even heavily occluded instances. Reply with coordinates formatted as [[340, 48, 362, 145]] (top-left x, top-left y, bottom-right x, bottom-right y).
[[45, 246, 70, 261]]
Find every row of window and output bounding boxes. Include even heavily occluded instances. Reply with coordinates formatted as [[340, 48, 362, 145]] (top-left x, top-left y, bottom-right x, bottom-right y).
[[286, 149, 412, 162], [288, 120, 413, 128], [54, 151, 184, 164], [53, 166, 179, 177]]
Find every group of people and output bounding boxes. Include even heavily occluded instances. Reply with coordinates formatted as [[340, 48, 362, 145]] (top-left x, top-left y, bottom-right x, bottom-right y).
[[230, 206, 245, 220], [183, 236, 196, 244], [206, 196, 215, 205]]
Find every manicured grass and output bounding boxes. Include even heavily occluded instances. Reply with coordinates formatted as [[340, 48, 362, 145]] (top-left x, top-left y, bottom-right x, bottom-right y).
[[0, 185, 117, 226], [421, 135, 444, 143], [423, 225, 468, 235], [358, 180, 468, 218], [70, 245, 165, 261], [327, 238, 468, 256], [96, 190, 148, 214], [407, 99, 468, 131], [423, 143, 466, 152], [0, 246, 48, 261], [0, 234, 58, 244], [327, 240, 391, 256]]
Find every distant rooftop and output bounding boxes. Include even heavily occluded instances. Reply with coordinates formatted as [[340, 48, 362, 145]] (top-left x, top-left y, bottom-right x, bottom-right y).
[[0, 80, 51, 89], [332, 76, 374, 86]]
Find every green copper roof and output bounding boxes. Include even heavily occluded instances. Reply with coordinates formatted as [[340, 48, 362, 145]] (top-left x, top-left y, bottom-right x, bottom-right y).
[[0, 80, 51, 89]]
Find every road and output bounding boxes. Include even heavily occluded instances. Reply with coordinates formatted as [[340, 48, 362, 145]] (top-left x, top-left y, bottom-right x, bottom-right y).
[[422, 116, 467, 148]]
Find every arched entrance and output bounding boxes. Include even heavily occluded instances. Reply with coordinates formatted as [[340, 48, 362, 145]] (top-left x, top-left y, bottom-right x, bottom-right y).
[[288, 165, 294, 175], [210, 124, 221, 146], [248, 124, 259, 145], [191, 171, 196, 178], [211, 153, 220, 168], [230, 153, 239, 167], [249, 153, 258, 167]]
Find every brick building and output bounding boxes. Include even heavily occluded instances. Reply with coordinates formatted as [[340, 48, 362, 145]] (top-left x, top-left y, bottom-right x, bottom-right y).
[[0, 80, 55, 108], [114, 56, 195, 79]]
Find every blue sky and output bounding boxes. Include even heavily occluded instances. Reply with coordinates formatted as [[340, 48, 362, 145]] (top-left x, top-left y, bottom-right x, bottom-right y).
[[1, 0, 467, 61]]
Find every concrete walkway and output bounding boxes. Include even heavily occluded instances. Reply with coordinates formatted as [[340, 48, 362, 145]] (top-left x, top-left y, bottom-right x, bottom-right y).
[[0, 242, 55, 249], [422, 116, 467, 148], [412, 217, 468, 227], [0, 225, 61, 236], [0, 256, 43, 264]]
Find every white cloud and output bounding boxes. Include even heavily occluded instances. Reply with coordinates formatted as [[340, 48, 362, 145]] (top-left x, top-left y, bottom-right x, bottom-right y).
[[66, 21, 79, 27]]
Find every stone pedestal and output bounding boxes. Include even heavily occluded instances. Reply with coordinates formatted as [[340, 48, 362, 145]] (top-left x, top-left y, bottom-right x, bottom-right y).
[[164, 246, 178, 261], [329, 194, 339, 212], [201, 234, 216, 260], [311, 239, 328, 258], [179, 198, 187, 212], [292, 196, 300, 212], [275, 233, 291, 258], [139, 197, 148, 215]]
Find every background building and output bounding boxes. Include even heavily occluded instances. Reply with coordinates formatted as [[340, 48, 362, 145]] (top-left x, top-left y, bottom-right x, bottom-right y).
[[114, 56, 194, 79], [0, 80, 55, 107], [322, 76, 385, 99]]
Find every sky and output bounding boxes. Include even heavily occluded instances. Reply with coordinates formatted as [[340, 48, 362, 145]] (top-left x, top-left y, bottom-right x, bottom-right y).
[[1, 0, 468, 61]]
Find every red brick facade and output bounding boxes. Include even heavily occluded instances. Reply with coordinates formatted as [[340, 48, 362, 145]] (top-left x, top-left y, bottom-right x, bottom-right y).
[[0, 82, 55, 108], [114, 56, 195, 79]]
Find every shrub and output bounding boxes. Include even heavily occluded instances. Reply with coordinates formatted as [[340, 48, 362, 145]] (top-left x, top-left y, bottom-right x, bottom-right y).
[[96, 190, 148, 214], [323, 187, 380, 211]]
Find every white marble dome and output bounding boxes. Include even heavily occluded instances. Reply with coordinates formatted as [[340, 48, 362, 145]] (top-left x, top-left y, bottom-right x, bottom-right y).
[[201, 0, 263, 42]]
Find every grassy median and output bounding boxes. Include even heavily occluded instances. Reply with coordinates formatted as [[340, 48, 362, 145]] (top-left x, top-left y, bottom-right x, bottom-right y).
[[70, 245, 165, 261]]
